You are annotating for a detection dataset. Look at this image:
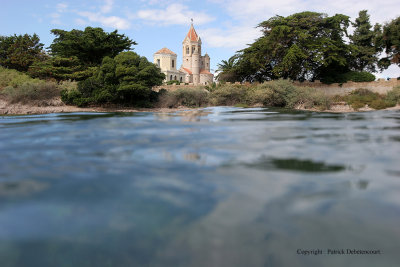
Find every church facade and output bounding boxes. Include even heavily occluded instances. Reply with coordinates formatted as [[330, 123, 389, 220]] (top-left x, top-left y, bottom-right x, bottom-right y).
[[153, 23, 214, 85]]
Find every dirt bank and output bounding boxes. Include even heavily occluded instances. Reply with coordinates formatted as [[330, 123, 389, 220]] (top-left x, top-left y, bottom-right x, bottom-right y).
[[1, 98, 400, 115], [0, 98, 189, 115]]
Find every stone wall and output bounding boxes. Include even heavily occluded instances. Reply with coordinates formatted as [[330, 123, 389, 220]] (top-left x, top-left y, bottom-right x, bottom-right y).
[[293, 79, 400, 95]]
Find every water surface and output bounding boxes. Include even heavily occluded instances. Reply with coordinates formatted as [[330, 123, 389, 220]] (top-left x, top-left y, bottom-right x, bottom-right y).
[[1, 107, 400, 267]]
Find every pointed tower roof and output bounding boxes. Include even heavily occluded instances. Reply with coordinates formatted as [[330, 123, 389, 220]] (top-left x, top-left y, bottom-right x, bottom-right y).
[[185, 23, 200, 42], [154, 47, 177, 55]]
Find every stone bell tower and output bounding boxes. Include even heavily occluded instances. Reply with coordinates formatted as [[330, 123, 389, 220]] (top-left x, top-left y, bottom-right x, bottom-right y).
[[182, 22, 201, 84]]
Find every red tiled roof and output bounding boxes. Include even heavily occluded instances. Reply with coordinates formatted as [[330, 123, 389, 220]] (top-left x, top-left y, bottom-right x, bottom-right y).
[[200, 69, 212, 75], [155, 47, 176, 55], [186, 24, 199, 42], [181, 68, 193, 74]]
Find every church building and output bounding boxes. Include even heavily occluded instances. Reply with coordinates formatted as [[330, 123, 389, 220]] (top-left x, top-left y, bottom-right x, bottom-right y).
[[153, 23, 214, 85]]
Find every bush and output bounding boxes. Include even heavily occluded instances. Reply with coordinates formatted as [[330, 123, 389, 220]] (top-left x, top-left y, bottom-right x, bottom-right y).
[[343, 71, 376, 82], [1, 81, 60, 105], [345, 88, 396, 110], [385, 86, 400, 104], [166, 80, 180, 85], [210, 84, 248, 106], [0, 66, 41, 89], [63, 51, 165, 107], [321, 71, 375, 84], [158, 87, 209, 108]]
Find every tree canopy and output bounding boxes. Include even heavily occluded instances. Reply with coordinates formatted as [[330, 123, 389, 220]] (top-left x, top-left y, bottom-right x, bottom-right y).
[[49, 27, 137, 66], [350, 10, 380, 72], [61, 51, 165, 106], [217, 10, 398, 83], [232, 12, 351, 82], [0, 34, 45, 72], [382, 16, 400, 67]]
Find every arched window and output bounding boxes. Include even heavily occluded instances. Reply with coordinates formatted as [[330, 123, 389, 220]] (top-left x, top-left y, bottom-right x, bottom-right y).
[[170, 75, 172, 81], [180, 77, 182, 82], [192, 46, 195, 53], [172, 59, 174, 68], [186, 46, 189, 54], [174, 75, 177, 80], [157, 59, 160, 67]]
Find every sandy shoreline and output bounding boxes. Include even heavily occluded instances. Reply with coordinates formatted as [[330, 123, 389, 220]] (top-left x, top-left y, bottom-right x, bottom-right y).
[[0, 99, 190, 115], [1, 98, 400, 115]]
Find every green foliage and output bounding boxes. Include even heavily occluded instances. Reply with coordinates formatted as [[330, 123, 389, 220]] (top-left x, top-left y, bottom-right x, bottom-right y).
[[207, 80, 331, 109], [1, 81, 60, 105], [63, 51, 165, 107], [344, 88, 396, 110], [232, 12, 351, 82], [158, 87, 209, 108], [321, 71, 375, 84], [211, 84, 249, 106], [28, 56, 97, 81], [0, 66, 41, 88], [0, 34, 45, 72], [349, 10, 380, 72], [343, 71, 375, 82], [166, 80, 180, 85], [216, 55, 240, 82], [49, 27, 137, 66], [385, 86, 400, 104], [381, 16, 400, 67]]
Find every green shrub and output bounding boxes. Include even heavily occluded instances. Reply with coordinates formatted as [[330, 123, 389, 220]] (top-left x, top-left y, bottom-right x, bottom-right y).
[[321, 71, 375, 84], [385, 86, 400, 104], [1, 81, 60, 105], [343, 71, 375, 82], [345, 88, 396, 110], [287, 86, 331, 110], [166, 80, 180, 85], [0, 66, 41, 88], [158, 87, 209, 108], [370, 99, 396, 110], [210, 84, 249, 106]]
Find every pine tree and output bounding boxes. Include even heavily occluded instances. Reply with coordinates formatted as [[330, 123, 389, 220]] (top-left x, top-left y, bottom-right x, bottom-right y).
[[350, 10, 379, 72]]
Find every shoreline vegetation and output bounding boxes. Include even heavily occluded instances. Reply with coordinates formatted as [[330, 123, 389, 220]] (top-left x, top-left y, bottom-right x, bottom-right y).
[[1, 69, 400, 115]]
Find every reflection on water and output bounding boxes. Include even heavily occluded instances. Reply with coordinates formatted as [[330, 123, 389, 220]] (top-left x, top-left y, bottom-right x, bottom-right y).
[[1, 107, 400, 267], [242, 157, 346, 172]]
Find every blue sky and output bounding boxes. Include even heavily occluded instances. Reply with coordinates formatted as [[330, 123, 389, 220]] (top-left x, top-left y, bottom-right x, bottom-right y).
[[1, 0, 399, 77]]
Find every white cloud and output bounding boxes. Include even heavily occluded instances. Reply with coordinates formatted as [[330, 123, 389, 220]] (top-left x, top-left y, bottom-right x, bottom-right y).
[[139, 0, 186, 6], [209, 0, 400, 25], [204, 0, 400, 52], [201, 26, 262, 50], [78, 11, 131, 30], [50, 3, 68, 25], [56, 3, 68, 13], [136, 4, 214, 26], [101, 0, 114, 14]]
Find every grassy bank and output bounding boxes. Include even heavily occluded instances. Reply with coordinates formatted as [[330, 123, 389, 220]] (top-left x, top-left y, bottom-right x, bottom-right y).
[[157, 80, 400, 111], [2, 66, 400, 113], [0, 66, 77, 106]]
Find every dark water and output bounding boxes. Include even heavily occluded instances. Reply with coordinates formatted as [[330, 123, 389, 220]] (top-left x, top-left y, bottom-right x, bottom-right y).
[[1, 107, 400, 267]]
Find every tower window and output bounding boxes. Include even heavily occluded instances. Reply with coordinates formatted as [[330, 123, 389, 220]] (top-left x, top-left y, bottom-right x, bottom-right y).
[[157, 59, 160, 67], [172, 59, 174, 68], [192, 46, 195, 53], [170, 75, 172, 81], [186, 46, 189, 54]]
